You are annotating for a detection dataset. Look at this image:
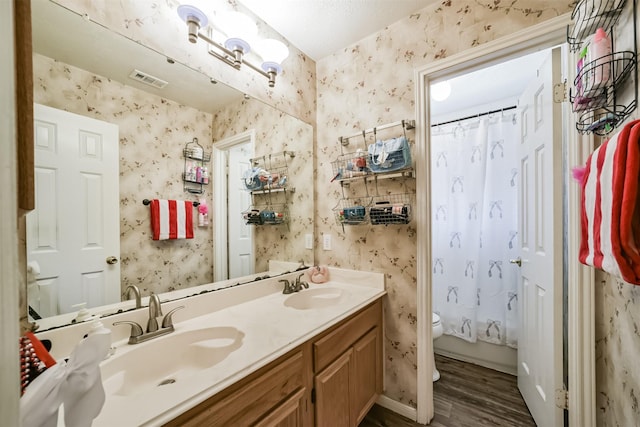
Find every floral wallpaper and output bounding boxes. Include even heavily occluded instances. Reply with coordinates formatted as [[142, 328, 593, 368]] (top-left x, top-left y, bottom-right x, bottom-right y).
[[595, 273, 640, 426], [33, 53, 214, 298], [315, 0, 574, 408], [211, 98, 314, 272], [52, 0, 317, 127]]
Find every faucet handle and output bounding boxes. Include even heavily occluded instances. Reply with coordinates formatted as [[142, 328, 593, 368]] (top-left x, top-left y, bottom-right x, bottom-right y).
[[161, 306, 185, 329], [113, 320, 144, 339], [296, 273, 309, 289]]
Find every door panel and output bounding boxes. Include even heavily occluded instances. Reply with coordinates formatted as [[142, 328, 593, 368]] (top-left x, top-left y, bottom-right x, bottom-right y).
[[228, 142, 254, 278], [315, 349, 352, 427], [28, 104, 119, 317], [517, 47, 563, 427]]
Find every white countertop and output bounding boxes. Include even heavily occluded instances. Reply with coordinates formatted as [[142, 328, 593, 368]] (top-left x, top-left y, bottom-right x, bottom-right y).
[[46, 268, 385, 427]]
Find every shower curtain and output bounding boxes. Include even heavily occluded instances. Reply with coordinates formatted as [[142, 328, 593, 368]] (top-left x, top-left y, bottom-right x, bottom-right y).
[[431, 113, 519, 348]]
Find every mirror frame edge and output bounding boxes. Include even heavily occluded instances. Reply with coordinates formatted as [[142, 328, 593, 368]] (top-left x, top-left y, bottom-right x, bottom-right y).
[[14, 0, 36, 334]]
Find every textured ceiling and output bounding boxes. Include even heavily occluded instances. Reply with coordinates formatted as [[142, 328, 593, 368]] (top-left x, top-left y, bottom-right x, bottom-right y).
[[239, 0, 439, 60]]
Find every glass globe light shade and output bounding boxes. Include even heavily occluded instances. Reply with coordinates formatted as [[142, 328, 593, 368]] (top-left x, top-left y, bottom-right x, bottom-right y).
[[256, 39, 289, 74], [219, 11, 257, 54], [431, 81, 452, 102]]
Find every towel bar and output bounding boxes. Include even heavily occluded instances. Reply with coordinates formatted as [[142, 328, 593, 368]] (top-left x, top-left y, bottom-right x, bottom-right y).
[[142, 198, 200, 207]]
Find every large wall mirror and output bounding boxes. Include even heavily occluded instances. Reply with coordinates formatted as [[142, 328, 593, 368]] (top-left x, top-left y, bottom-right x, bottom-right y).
[[27, 0, 314, 330]]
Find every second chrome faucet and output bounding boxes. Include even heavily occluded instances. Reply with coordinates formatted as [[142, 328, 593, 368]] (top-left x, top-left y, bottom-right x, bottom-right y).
[[114, 292, 184, 344], [281, 273, 309, 294]]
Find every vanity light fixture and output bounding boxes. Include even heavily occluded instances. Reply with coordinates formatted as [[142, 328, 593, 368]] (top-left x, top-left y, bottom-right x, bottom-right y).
[[177, 4, 289, 87]]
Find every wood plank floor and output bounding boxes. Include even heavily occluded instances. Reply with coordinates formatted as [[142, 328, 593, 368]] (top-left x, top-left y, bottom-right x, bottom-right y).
[[360, 354, 536, 427]]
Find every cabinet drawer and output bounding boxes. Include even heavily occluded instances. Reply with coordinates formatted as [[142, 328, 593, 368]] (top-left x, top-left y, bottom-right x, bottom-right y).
[[165, 349, 306, 427], [313, 300, 381, 372]]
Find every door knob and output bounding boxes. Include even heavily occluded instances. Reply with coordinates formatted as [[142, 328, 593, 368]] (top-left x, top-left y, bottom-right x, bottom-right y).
[[106, 256, 119, 265], [509, 258, 522, 267]]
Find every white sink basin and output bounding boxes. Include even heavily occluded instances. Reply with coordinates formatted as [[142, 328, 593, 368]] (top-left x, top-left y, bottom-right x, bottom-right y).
[[284, 287, 350, 310], [101, 326, 244, 397]]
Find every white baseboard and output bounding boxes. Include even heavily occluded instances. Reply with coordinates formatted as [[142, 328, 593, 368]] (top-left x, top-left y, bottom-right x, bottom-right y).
[[376, 394, 418, 422]]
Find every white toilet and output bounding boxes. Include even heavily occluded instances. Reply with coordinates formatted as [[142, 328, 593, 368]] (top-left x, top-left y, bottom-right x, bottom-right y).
[[432, 313, 443, 381]]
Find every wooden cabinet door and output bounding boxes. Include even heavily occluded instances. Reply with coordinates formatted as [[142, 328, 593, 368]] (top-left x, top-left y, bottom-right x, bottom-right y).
[[314, 349, 352, 427], [255, 388, 306, 427], [350, 327, 380, 425]]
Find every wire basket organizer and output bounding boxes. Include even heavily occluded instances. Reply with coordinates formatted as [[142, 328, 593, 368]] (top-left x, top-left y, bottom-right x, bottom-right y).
[[369, 193, 413, 225], [242, 151, 294, 192], [567, 0, 627, 52], [242, 204, 289, 226], [241, 165, 289, 192], [333, 197, 370, 226], [331, 151, 370, 181]]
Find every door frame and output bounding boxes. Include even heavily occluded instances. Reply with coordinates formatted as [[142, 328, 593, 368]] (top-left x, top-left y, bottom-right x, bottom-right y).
[[212, 130, 255, 282], [413, 14, 596, 426]]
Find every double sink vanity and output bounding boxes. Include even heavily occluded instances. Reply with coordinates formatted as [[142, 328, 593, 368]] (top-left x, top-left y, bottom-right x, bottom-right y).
[[36, 268, 385, 426]]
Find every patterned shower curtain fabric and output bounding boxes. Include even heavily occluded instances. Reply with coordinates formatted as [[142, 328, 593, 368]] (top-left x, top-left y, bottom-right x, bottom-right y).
[[431, 114, 519, 348]]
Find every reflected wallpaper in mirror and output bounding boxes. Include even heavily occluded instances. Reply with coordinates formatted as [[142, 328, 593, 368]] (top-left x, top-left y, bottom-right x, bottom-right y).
[[28, 1, 314, 328]]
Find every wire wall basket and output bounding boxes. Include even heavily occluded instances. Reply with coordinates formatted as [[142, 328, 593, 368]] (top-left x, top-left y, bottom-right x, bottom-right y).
[[333, 197, 370, 226], [331, 151, 370, 181], [567, 0, 627, 52], [242, 204, 289, 226], [369, 193, 413, 225]]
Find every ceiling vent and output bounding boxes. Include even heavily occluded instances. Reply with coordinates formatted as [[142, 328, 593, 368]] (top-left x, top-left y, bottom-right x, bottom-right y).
[[128, 69, 168, 89]]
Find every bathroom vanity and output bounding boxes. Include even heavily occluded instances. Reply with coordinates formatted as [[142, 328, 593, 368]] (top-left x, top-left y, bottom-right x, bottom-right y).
[[166, 299, 382, 427], [36, 268, 385, 427]]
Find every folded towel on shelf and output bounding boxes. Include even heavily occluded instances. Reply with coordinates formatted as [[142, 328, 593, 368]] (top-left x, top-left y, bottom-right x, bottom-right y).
[[579, 119, 640, 284], [150, 199, 194, 240]]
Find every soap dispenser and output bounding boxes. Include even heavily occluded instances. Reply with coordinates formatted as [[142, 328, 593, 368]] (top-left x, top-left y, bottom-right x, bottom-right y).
[[72, 302, 98, 323]]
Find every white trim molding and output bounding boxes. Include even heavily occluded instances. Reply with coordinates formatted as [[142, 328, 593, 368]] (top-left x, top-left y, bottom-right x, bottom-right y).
[[376, 394, 417, 421], [212, 129, 256, 282], [1, 1, 21, 425], [414, 12, 595, 426]]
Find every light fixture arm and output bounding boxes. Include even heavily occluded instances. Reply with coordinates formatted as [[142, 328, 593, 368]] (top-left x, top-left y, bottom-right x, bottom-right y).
[[194, 30, 276, 86], [178, 5, 280, 88]]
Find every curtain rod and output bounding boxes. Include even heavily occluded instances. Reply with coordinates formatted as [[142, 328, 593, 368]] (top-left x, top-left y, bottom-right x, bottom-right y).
[[431, 105, 517, 128]]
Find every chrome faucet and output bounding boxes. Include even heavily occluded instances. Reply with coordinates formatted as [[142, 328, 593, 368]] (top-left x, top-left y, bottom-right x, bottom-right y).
[[281, 274, 309, 294], [125, 285, 142, 309], [295, 273, 309, 291], [147, 293, 163, 332], [280, 279, 295, 294], [114, 293, 184, 344]]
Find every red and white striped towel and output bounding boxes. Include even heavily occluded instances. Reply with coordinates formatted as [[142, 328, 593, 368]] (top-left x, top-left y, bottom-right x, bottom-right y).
[[150, 199, 194, 240], [579, 119, 640, 284]]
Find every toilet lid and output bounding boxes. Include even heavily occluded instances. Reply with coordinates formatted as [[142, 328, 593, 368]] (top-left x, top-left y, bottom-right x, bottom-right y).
[[432, 313, 440, 325]]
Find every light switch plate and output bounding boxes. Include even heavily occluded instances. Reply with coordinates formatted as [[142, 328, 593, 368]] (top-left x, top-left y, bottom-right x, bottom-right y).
[[305, 233, 313, 249], [323, 233, 332, 250]]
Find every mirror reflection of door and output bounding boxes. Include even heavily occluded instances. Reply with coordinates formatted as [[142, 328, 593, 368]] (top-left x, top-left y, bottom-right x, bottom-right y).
[[213, 131, 256, 281], [28, 104, 120, 318], [227, 142, 255, 277]]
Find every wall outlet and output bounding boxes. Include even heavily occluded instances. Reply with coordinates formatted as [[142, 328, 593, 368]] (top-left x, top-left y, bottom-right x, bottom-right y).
[[305, 233, 313, 249], [323, 233, 332, 250]]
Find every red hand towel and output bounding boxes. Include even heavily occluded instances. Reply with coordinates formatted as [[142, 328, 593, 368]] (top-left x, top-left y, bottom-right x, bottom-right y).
[[579, 119, 640, 284], [150, 199, 194, 240]]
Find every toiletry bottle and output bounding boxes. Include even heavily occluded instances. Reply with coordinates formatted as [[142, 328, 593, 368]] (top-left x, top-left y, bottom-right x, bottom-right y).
[[573, 46, 588, 111], [202, 167, 209, 184], [196, 166, 202, 183], [591, 27, 612, 90]]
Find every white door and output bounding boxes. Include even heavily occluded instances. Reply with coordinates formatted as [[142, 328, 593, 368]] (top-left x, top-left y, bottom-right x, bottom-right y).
[[28, 104, 120, 317], [516, 48, 564, 427], [227, 142, 254, 278]]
